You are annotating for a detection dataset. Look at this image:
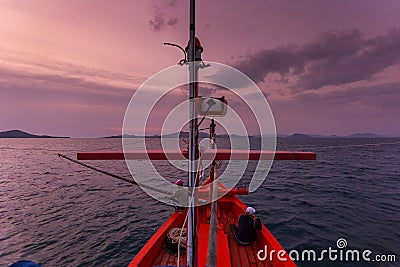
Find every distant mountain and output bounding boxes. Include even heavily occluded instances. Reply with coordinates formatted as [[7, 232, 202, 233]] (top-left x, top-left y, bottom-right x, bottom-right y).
[[103, 131, 391, 139], [288, 133, 312, 139], [104, 131, 246, 138], [283, 132, 387, 138], [162, 131, 210, 138], [166, 132, 249, 138], [104, 134, 140, 138], [0, 130, 69, 138], [346, 133, 384, 138], [217, 134, 246, 138]]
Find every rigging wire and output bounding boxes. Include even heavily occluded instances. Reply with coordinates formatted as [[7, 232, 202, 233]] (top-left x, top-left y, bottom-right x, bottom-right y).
[[57, 153, 174, 196]]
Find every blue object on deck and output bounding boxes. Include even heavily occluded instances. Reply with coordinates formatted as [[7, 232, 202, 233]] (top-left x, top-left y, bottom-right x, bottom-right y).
[[8, 260, 42, 267]]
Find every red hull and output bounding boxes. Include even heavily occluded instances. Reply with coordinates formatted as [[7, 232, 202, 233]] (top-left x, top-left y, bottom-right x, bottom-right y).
[[129, 194, 296, 267]]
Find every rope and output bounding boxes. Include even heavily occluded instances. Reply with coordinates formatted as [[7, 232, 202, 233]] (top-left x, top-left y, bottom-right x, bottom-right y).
[[57, 153, 173, 196], [168, 228, 187, 248]]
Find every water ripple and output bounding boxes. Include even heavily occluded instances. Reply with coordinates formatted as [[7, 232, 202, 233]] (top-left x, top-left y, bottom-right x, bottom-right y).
[[0, 138, 399, 266]]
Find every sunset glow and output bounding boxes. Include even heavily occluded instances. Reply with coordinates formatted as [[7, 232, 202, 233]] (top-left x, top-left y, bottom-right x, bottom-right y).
[[1, 0, 400, 137]]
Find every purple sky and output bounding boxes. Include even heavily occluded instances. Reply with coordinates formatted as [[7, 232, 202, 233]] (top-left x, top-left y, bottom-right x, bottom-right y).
[[1, 0, 400, 137]]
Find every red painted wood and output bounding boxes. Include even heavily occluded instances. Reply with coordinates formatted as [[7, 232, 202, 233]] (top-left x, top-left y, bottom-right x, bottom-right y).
[[219, 196, 296, 267], [198, 223, 231, 267], [218, 232, 232, 266], [77, 149, 316, 161], [77, 149, 186, 160], [128, 211, 186, 267], [198, 223, 210, 267], [129, 181, 298, 267]]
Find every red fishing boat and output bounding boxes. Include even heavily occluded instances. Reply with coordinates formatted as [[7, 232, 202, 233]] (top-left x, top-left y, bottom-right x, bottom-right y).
[[77, 149, 315, 267], [75, 1, 316, 266], [127, 182, 306, 267]]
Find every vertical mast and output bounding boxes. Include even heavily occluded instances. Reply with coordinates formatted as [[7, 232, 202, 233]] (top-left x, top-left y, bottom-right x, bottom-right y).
[[187, 0, 197, 266], [207, 119, 218, 266]]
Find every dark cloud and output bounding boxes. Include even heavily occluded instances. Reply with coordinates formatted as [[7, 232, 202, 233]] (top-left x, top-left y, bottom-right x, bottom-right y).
[[235, 28, 400, 90], [0, 56, 142, 99], [166, 0, 178, 7], [333, 82, 399, 109], [149, 3, 178, 32], [0, 66, 134, 103], [293, 82, 400, 108], [0, 64, 136, 137], [166, 17, 178, 27], [1, 55, 145, 86], [149, 11, 167, 32], [269, 82, 400, 135]]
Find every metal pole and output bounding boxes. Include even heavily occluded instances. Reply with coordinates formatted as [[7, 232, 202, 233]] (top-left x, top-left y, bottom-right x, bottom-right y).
[[187, 0, 197, 266]]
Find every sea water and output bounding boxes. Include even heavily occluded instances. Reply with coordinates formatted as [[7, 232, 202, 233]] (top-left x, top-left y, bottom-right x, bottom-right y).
[[0, 138, 399, 266]]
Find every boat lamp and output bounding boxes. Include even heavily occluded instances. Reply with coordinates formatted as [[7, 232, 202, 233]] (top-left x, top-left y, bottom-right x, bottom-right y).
[[198, 96, 228, 117]]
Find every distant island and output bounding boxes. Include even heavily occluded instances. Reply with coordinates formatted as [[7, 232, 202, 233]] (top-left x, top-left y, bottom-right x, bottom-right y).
[[287, 132, 386, 138], [0, 129, 393, 138], [287, 133, 312, 139], [104, 131, 211, 138], [0, 130, 69, 138], [104, 131, 390, 139]]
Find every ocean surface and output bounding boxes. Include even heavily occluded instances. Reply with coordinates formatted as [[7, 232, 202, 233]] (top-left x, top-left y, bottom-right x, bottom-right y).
[[0, 138, 399, 266]]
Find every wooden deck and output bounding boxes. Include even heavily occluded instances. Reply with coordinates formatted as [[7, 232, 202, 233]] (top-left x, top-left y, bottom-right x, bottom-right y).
[[131, 195, 295, 267]]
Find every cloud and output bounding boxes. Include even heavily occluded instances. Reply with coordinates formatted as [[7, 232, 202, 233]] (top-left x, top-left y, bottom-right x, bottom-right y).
[[0, 53, 144, 93], [333, 82, 399, 109], [0, 53, 145, 118], [234, 28, 400, 90], [0, 66, 131, 97], [0, 65, 137, 129], [149, 11, 167, 32], [166, 0, 178, 7], [149, 5, 178, 32], [268, 81, 400, 135], [166, 17, 178, 27], [290, 82, 400, 109], [0, 64, 136, 137]]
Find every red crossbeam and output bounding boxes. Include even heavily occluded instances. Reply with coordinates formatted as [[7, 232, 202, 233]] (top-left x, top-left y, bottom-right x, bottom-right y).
[[77, 149, 316, 161]]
